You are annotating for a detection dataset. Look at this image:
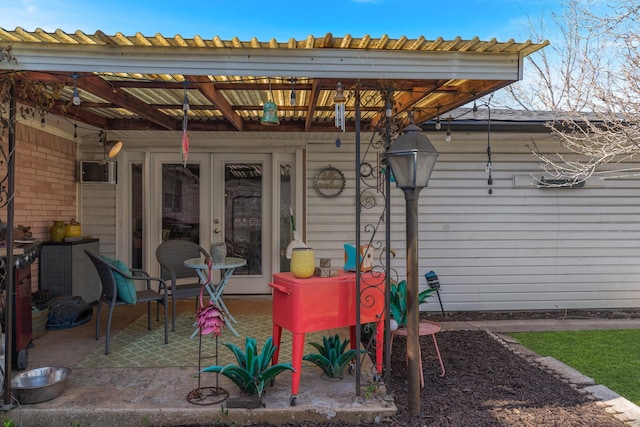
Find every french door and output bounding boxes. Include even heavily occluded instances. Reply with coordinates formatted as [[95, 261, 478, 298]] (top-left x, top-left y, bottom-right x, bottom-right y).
[[147, 152, 289, 294], [212, 153, 272, 294]]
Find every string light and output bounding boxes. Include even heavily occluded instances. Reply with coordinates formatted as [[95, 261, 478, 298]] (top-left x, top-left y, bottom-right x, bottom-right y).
[[182, 83, 190, 113], [486, 95, 494, 194], [472, 99, 478, 119], [435, 116, 441, 130], [445, 116, 452, 142], [385, 92, 393, 118], [71, 73, 81, 106], [334, 82, 346, 132], [289, 77, 296, 107]]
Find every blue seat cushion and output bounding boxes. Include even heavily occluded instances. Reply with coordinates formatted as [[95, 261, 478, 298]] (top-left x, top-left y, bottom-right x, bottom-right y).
[[100, 255, 137, 304]]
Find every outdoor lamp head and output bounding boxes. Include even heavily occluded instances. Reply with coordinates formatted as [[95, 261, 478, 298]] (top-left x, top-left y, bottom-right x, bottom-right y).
[[384, 123, 439, 191], [105, 140, 123, 158], [99, 130, 124, 158]]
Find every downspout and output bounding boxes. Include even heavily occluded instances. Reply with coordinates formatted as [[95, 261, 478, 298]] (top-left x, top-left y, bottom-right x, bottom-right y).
[[383, 89, 392, 384], [354, 85, 362, 396]]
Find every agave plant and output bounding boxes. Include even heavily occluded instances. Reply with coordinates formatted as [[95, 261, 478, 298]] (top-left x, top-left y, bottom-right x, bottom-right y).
[[303, 334, 362, 379], [390, 279, 436, 328], [201, 336, 294, 397]]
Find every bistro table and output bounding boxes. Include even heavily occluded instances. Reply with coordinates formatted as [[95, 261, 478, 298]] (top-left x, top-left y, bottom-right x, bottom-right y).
[[184, 256, 247, 336]]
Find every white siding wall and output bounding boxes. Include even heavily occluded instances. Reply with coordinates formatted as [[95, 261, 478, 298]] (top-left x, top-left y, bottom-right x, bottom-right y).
[[79, 129, 640, 312], [307, 130, 640, 312], [78, 145, 118, 258], [80, 184, 117, 257]]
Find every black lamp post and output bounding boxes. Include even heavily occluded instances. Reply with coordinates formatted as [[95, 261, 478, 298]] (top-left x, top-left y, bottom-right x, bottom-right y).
[[384, 123, 439, 416]]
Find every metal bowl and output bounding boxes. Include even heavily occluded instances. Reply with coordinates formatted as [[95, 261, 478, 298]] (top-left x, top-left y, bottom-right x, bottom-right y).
[[11, 366, 71, 404]]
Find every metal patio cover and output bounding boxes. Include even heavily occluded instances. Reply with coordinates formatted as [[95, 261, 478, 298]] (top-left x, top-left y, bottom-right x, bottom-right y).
[[0, 29, 548, 132]]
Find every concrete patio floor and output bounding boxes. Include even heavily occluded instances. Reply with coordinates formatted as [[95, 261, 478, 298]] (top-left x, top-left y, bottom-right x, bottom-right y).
[[7, 296, 640, 426], [3, 297, 395, 426]]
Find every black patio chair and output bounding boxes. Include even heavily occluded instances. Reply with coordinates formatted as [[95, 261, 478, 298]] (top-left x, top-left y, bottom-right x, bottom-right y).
[[156, 239, 210, 331], [85, 250, 168, 355]]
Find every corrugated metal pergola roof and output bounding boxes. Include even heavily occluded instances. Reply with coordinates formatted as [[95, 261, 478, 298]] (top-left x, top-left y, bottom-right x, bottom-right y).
[[0, 29, 548, 132]]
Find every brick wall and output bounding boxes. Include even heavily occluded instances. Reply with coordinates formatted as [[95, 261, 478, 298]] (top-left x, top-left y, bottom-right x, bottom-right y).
[[8, 124, 78, 239], [1, 124, 77, 292]]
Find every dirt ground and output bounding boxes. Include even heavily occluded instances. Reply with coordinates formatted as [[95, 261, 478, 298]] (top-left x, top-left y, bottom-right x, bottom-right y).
[[385, 328, 626, 426], [387, 309, 637, 426], [179, 309, 638, 426]]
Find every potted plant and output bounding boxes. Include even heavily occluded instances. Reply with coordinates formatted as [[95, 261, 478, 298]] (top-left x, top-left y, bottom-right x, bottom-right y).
[[201, 336, 294, 406], [303, 334, 363, 379], [389, 279, 436, 330]]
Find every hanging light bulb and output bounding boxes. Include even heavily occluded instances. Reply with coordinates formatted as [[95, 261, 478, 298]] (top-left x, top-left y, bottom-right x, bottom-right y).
[[183, 84, 190, 113], [445, 116, 452, 142], [385, 96, 393, 118], [73, 123, 78, 139], [289, 77, 296, 107], [71, 73, 81, 106], [334, 82, 346, 132], [434, 106, 442, 130], [472, 99, 478, 119], [40, 116, 45, 128]]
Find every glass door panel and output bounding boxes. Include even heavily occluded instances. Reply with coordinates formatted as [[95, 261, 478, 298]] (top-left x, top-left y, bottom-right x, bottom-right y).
[[161, 163, 200, 244], [131, 163, 143, 269], [225, 163, 262, 275], [279, 163, 292, 272], [214, 154, 272, 294]]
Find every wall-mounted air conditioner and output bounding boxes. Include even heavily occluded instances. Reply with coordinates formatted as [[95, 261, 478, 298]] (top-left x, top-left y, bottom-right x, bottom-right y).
[[80, 161, 117, 184]]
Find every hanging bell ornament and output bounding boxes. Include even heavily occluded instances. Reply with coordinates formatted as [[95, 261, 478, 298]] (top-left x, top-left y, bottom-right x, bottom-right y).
[[261, 100, 280, 126]]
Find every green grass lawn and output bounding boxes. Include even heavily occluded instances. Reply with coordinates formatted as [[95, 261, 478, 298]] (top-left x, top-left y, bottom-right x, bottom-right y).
[[510, 329, 640, 406]]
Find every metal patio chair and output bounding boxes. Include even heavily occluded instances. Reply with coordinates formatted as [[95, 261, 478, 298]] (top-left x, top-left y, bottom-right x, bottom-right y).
[[156, 239, 210, 331], [85, 250, 169, 355]]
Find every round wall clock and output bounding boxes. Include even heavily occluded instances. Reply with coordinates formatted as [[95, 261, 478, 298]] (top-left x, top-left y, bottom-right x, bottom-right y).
[[314, 165, 346, 198]]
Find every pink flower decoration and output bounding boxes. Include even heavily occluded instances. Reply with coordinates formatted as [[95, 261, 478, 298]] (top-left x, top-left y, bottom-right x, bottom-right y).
[[195, 256, 225, 337], [196, 304, 225, 337]]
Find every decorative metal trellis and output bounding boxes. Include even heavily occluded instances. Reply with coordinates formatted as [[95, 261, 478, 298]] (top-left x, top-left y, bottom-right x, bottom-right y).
[[352, 85, 402, 396], [0, 79, 17, 408]]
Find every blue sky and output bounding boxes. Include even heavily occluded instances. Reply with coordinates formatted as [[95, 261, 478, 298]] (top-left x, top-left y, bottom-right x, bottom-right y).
[[0, 0, 559, 42]]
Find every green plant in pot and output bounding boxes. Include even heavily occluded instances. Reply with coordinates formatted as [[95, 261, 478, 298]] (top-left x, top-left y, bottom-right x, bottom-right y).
[[303, 334, 364, 379], [389, 279, 436, 330], [202, 336, 294, 398]]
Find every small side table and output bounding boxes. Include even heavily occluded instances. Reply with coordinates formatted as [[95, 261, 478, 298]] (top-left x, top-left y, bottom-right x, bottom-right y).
[[391, 320, 446, 388], [184, 256, 247, 336]]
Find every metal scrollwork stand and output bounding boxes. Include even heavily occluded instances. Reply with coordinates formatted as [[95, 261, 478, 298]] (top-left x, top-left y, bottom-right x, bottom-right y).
[[186, 332, 229, 405], [353, 85, 399, 396], [187, 282, 229, 405]]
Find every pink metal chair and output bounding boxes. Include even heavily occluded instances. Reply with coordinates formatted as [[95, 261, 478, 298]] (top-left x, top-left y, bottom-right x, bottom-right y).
[[391, 320, 446, 388]]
